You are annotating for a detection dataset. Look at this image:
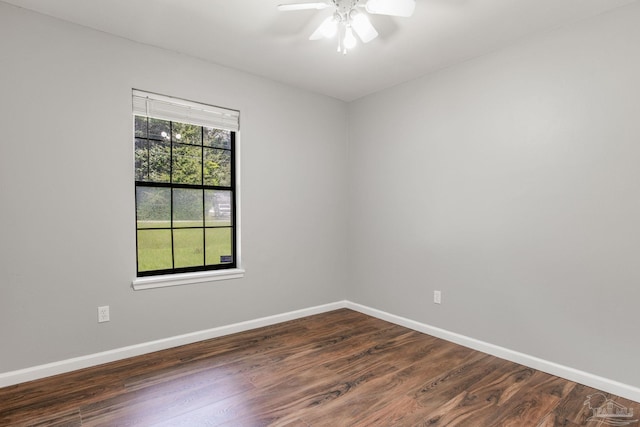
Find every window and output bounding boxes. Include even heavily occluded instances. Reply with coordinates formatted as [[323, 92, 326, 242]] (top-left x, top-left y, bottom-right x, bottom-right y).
[[132, 90, 240, 285]]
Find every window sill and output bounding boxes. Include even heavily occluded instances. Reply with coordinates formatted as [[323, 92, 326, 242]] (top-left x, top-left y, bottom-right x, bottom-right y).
[[132, 268, 245, 291]]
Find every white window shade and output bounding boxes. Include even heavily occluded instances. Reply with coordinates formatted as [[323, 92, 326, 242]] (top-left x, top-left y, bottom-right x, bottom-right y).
[[132, 90, 239, 132]]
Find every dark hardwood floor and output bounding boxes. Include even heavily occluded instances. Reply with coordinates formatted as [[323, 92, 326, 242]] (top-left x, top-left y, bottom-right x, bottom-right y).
[[1, 309, 638, 426]]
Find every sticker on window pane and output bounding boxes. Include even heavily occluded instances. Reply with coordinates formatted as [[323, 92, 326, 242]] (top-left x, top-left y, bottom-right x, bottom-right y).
[[205, 228, 232, 266], [220, 255, 233, 263], [137, 229, 173, 272]]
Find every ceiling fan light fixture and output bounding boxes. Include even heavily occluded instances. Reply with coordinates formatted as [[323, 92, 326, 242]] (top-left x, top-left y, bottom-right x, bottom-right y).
[[343, 26, 357, 49], [350, 10, 378, 43], [365, 0, 416, 17]]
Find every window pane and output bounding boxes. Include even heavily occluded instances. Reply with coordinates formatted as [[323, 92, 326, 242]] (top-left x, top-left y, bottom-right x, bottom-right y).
[[205, 228, 232, 266], [137, 229, 173, 272], [134, 138, 148, 181], [173, 188, 203, 228], [137, 187, 171, 228], [204, 148, 231, 187], [172, 122, 202, 145], [135, 116, 147, 138], [204, 127, 231, 149], [174, 229, 204, 268], [172, 144, 202, 185], [148, 118, 171, 141], [136, 139, 171, 183], [205, 190, 232, 226]]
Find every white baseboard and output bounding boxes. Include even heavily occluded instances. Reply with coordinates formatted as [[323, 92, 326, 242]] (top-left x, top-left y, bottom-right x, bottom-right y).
[[2, 299, 639, 403], [345, 301, 640, 403], [0, 301, 347, 388]]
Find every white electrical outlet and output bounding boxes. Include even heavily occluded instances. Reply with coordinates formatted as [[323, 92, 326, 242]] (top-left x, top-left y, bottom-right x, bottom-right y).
[[433, 291, 442, 304], [98, 306, 110, 323]]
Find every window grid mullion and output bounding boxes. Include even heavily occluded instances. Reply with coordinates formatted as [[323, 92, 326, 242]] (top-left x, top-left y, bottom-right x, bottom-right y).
[[169, 121, 176, 271], [135, 181, 230, 191], [146, 118, 151, 181], [230, 132, 236, 265], [201, 126, 207, 267]]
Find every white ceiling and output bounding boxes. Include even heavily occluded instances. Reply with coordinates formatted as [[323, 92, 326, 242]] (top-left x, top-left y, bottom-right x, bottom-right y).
[[3, 0, 637, 101]]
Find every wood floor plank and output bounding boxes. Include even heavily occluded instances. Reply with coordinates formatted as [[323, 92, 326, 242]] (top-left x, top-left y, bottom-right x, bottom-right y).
[[27, 409, 82, 427], [230, 362, 399, 426], [80, 368, 255, 426], [397, 359, 537, 426], [1, 309, 637, 426], [479, 371, 575, 427], [335, 345, 488, 426], [247, 323, 410, 389]]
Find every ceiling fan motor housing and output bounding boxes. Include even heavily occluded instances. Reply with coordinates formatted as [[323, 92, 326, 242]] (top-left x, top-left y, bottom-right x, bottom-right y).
[[333, 0, 360, 16]]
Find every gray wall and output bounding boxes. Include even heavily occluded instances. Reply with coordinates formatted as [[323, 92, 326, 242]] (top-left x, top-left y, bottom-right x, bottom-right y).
[[348, 3, 640, 387], [0, 3, 348, 372]]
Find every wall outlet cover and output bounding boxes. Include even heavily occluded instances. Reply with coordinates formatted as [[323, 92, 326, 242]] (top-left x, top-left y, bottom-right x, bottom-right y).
[[434, 291, 442, 304], [98, 306, 110, 323]]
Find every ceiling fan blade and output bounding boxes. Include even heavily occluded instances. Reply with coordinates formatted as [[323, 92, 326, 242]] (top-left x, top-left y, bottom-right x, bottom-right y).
[[309, 16, 337, 40], [277, 2, 330, 11], [350, 10, 378, 43], [365, 0, 415, 17]]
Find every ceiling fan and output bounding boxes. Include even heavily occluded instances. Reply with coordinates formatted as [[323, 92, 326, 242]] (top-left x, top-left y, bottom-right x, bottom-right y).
[[277, 0, 416, 53]]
